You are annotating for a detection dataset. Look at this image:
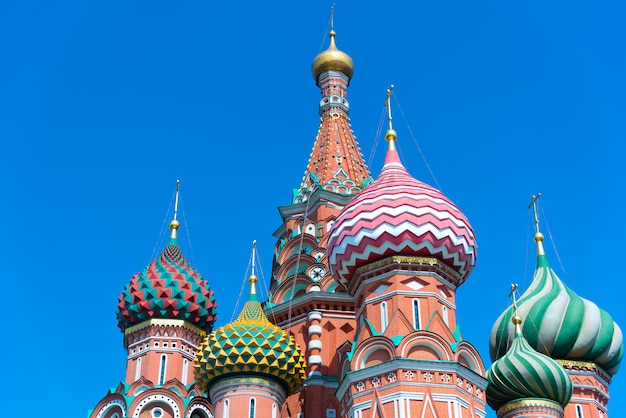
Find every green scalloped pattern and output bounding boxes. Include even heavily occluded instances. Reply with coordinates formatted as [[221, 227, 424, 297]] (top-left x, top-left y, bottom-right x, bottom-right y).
[[117, 242, 217, 332]]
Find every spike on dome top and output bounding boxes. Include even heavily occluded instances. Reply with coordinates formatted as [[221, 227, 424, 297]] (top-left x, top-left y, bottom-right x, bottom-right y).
[[312, 29, 354, 84], [328, 126, 477, 289], [194, 250, 306, 396], [116, 184, 218, 333], [489, 201, 624, 375], [486, 314, 573, 411]]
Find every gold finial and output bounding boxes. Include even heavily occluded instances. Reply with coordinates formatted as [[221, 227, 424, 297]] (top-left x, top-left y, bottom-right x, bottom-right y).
[[249, 240, 258, 295], [509, 284, 523, 333], [169, 180, 181, 240], [311, 7, 354, 83], [528, 193, 545, 255], [384, 85, 397, 149]]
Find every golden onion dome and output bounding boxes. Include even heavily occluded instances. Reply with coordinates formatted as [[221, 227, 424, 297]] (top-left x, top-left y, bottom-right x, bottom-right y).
[[312, 30, 354, 84]]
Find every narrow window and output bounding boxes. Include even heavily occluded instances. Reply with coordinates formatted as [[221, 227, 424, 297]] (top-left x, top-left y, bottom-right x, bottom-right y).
[[272, 404, 277, 418], [442, 305, 449, 326], [158, 354, 167, 385], [182, 358, 188, 384], [134, 357, 142, 381], [576, 405, 584, 418], [327, 409, 337, 418], [412, 299, 421, 329], [249, 398, 256, 418], [223, 399, 229, 418], [380, 301, 389, 332]]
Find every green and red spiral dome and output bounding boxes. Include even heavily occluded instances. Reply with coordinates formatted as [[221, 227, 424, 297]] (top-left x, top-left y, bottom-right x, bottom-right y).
[[116, 221, 218, 332]]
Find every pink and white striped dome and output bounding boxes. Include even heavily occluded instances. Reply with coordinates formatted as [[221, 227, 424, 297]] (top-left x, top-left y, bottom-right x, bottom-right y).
[[328, 139, 477, 287]]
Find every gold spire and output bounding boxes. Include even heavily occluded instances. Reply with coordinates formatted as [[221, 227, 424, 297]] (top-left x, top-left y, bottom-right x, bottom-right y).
[[509, 284, 523, 334], [384, 85, 397, 150], [528, 193, 544, 256], [311, 9, 354, 83], [169, 180, 181, 240], [249, 240, 258, 296]]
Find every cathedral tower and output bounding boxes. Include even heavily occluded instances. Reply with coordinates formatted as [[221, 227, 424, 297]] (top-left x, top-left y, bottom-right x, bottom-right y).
[[266, 23, 371, 418], [89, 184, 217, 418], [327, 123, 487, 417]]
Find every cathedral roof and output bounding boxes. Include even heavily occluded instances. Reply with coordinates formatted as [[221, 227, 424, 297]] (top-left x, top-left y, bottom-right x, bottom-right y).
[[116, 219, 218, 333], [294, 28, 369, 203], [489, 232, 624, 375], [328, 129, 477, 288], [486, 314, 573, 411], [194, 274, 306, 395]]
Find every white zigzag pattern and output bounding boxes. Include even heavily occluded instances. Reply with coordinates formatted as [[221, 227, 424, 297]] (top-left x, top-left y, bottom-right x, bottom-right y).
[[330, 220, 476, 283], [335, 202, 473, 234]]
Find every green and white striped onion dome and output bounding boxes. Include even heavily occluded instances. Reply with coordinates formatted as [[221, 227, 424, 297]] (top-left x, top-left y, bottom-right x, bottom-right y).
[[490, 233, 623, 375], [487, 315, 573, 411]]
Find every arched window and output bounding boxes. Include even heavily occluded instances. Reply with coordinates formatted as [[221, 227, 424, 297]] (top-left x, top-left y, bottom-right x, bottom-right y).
[[442, 305, 449, 326], [182, 358, 188, 384], [158, 354, 167, 385], [576, 405, 584, 418], [249, 398, 256, 418], [380, 301, 388, 332], [412, 299, 421, 329], [135, 357, 142, 381], [272, 403, 277, 418], [223, 399, 229, 418]]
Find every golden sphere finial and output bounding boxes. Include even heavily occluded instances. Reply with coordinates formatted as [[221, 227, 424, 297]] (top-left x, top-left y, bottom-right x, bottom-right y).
[[534, 232, 544, 242], [169, 219, 180, 230], [385, 129, 398, 142], [312, 29, 354, 84], [512, 315, 522, 325]]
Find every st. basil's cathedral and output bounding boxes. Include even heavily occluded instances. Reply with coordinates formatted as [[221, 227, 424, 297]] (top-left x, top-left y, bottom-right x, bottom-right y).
[[88, 23, 623, 418]]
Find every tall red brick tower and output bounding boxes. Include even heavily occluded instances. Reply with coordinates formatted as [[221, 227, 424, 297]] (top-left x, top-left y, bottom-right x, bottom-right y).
[[266, 25, 371, 418], [327, 126, 487, 417], [489, 196, 624, 418], [89, 184, 218, 418]]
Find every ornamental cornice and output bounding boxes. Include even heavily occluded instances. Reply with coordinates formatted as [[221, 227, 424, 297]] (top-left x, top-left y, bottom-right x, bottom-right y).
[[349, 256, 461, 295], [125, 319, 206, 337], [498, 398, 563, 414], [335, 358, 488, 402], [557, 359, 611, 383]]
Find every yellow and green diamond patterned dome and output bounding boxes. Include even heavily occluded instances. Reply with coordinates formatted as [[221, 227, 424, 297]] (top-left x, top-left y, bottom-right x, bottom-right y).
[[194, 274, 306, 395]]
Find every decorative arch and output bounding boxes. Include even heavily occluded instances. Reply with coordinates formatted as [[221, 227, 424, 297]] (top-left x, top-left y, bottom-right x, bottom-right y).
[[399, 334, 452, 361], [95, 398, 127, 418], [131, 394, 182, 418], [353, 339, 395, 370], [455, 342, 486, 374], [277, 233, 319, 264], [187, 403, 213, 418]]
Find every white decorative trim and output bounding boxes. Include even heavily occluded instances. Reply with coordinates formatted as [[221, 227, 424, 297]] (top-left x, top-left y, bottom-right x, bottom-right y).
[[308, 355, 323, 365], [187, 404, 213, 418], [308, 340, 323, 351], [308, 311, 323, 322], [308, 325, 322, 336], [96, 399, 126, 418], [132, 394, 180, 418]]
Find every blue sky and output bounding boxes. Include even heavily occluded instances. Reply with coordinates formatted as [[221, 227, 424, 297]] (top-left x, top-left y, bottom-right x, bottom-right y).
[[2, 1, 625, 417]]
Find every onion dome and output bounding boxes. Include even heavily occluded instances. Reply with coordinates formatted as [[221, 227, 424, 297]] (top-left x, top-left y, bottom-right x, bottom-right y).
[[194, 274, 306, 396], [487, 314, 573, 411], [328, 129, 477, 287], [490, 232, 624, 375], [312, 29, 354, 84], [116, 219, 218, 332]]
